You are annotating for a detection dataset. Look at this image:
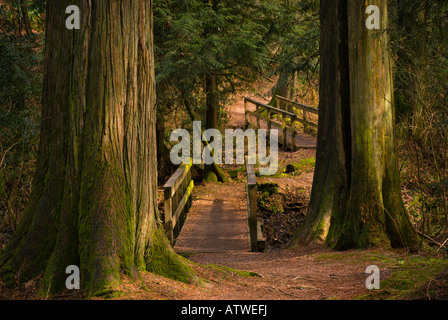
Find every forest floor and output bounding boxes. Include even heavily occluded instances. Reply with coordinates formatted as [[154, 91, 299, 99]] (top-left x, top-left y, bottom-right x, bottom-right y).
[[109, 85, 448, 301], [1, 79, 447, 301]]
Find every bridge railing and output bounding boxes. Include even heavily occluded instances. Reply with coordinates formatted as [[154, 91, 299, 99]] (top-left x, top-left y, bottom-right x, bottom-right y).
[[244, 96, 298, 151], [163, 159, 194, 245], [274, 95, 318, 133], [245, 158, 266, 252]]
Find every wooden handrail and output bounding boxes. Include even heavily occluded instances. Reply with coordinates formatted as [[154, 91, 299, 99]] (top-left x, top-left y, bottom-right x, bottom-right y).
[[274, 95, 318, 132], [245, 97, 296, 117], [275, 95, 318, 115], [163, 159, 194, 245], [244, 96, 297, 151], [245, 158, 266, 252]]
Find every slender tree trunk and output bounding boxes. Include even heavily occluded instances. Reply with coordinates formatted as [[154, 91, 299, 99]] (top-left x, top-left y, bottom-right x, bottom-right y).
[[19, 0, 33, 37], [204, 70, 223, 182], [0, 0, 193, 295], [156, 102, 175, 185], [205, 73, 219, 130], [294, 0, 419, 251], [270, 70, 296, 104]]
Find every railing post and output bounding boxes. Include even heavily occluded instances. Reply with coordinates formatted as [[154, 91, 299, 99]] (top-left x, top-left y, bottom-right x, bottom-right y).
[[163, 158, 194, 246], [303, 110, 309, 133], [248, 183, 258, 252], [245, 159, 266, 252], [164, 189, 174, 245], [267, 108, 271, 135], [291, 115, 297, 151], [245, 160, 258, 252], [244, 97, 248, 128], [282, 112, 287, 147], [256, 104, 260, 130]]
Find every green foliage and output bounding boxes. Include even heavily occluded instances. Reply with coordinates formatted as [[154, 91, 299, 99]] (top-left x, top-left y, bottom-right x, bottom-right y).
[[206, 264, 261, 279], [154, 0, 319, 122], [0, 1, 43, 232], [257, 182, 279, 199], [0, 34, 42, 109], [269, 0, 320, 80], [154, 0, 274, 116], [389, 0, 448, 239]]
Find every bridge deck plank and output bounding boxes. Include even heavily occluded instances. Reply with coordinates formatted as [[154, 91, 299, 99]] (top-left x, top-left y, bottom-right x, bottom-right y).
[[174, 183, 250, 253]]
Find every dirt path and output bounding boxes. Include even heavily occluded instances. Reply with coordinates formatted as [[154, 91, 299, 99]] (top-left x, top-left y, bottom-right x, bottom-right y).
[[182, 247, 375, 300], [110, 244, 388, 301], [166, 183, 379, 300]]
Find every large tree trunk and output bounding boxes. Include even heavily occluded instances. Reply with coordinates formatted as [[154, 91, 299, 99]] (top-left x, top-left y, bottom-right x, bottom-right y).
[[0, 0, 193, 295], [294, 0, 351, 245], [294, 0, 419, 251]]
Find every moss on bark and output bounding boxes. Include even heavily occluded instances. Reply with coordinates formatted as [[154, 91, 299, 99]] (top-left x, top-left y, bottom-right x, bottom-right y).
[[293, 0, 419, 251], [0, 0, 195, 296], [145, 227, 197, 284]]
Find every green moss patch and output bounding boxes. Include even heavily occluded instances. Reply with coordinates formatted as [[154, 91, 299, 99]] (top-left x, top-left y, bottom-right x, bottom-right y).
[[364, 256, 448, 300], [205, 264, 261, 279], [283, 157, 315, 175], [313, 250, 448, 300], [145, 227, 197, 284]]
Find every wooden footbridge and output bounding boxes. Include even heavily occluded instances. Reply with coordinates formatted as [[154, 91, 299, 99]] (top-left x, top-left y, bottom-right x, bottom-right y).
[[162, 96, 318, 254]]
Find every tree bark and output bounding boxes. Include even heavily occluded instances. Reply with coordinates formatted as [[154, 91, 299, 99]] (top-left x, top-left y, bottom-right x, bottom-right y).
[[205, 73, 219, 130], [270, 70, 297, 105], [19, 0, 33, 37], [294, 0, 419, 251], [156, 102, 175, 185], [294, 0, 351, 245], [184, 97, 226, 183], [0, 0, 193, 295]]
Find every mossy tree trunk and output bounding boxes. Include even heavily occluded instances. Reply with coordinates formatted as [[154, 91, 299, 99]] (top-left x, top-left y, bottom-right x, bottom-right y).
[[270, 70, 296, 105], [205, 73, 219, 131], [203, 73, 223, 182], [0, 0, 193, 296], [294, 0, 419, 251]]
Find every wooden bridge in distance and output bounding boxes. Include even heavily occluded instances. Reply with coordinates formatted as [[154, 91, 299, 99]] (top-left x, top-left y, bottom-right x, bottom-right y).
[[163, 96, 318, 254], [244, 95, 318, 150]]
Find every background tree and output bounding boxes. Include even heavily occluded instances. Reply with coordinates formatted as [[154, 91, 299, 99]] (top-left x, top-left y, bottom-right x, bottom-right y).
[[154, 0, 274, 129], [153, 0, 319, 182], [0, 0, 44, 234], [154, 0, 278, 182], [268, 0, 319, 105], [0, 0, 193, 296], [389, 0, 448, 239], [294, 0, 419, 251]]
